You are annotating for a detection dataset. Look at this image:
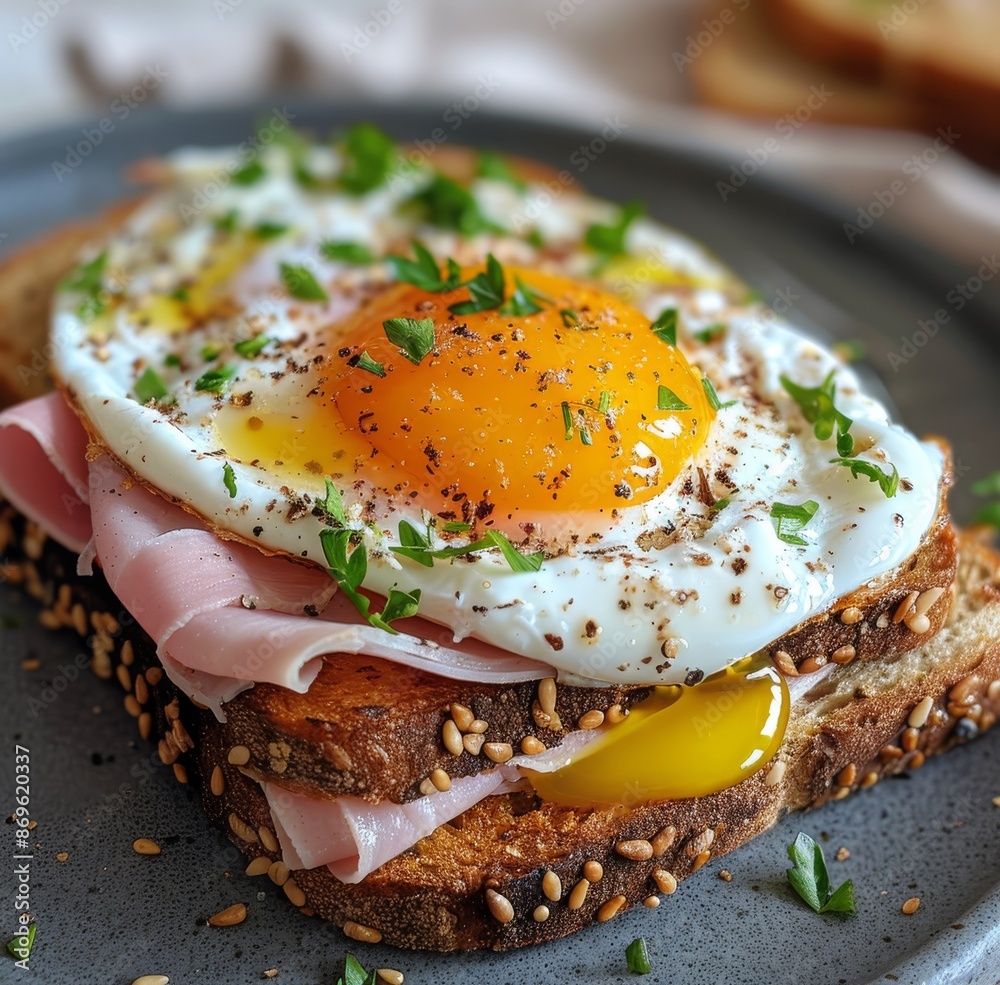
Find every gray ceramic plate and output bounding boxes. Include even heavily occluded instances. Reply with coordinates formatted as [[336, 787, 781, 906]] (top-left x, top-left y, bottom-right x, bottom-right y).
[[1, 103, 998, 985]]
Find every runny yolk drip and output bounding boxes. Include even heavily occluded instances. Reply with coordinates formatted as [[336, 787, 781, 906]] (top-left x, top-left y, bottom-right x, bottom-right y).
[[326, 266, 713, 522], [524, 653, 789, 807]]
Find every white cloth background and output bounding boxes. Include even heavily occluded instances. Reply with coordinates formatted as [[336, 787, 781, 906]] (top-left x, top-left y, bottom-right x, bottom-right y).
[[2, 0, 998, 264]]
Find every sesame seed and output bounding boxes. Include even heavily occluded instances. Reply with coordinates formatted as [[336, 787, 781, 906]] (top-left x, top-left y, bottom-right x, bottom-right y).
[[245, 856, 271, 877], [904, 613, 931, 634], [568, 878, 590, 910], [520, 735, 545, 755], [651, 824, 677, 855], [913, 586, 945, 617], [486, 888, 514, 924], [643, 895, 660, 908], [542, 869, 562, 902], [532, 905, 550, 922], [652, 869, 677, 894], [578, 709, 605, 730], [450, 703, 474, 731], [210, 765, 225, 796], [719, 869, 733, 882], [283, 879, 307, 908], [377, 971, 404, 985], [463, 733, 485, 755], [259, 827, 279, 853], [773, 650, 798, 676], [837, 763, 857, 787], [840, 606, 862, 625], [902, 897, 920, 915], [430, 768, 451, 792], [538, 677, 557, 714], [893, 591, 919, 623], [616, 839, 653, 861], [583, 860, 604, 882], [442, 720, 464, 756], [831, 644, 856, 665], [597, 895, 627, 922], [227, 745, 251, 766], [483, 741, 513, 763], [132, 838, 161, 856], [908, 696, 935, 729], [208, 903, 247, 927]]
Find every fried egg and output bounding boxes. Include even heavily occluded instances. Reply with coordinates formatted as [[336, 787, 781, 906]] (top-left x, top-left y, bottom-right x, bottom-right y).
[[52, 130, 945, 686]]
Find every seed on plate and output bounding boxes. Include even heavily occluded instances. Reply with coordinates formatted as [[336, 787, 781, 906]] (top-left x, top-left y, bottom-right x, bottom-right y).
[[692, 849, 711, 872], [910, 750, 926, 768], [210, 765, 225, 796], [259, 827, 279, 853], [134, 673, 149, 705], [893, 591, 919, 623], [468, 719, 489, 734], [430, 768, 451, 792], [486, 888, 514, 924], [578, 709, 605, 730], [651, 824, 677, 854], [583, 860, 603, 882], [904, 613, 931, 634], [687, 828, 715, 856], [245, 856, 271, 877], [228, 813, 258, 844], [463, 733, 485, 755], [913, 586, 945, 617], [124, 694, 141, 718], [418, 778, 437, 797], [901, 727, 920, 752], [652, 869, 677, 895], [268, 861, 290, 886], [988, 680, 1000, 703], [172, 763, 188, 784], [520, 735, 545, 755], [606, 703, 628, 724], [450, 703, 474, 731], [719, 870, 733, 882], [837, 763, 857, 787], [138, 712, 152, 741], [643, 895, 660, 908], [377, 971, 404, 985], [901, 897, 920, 915], [860, 770, 879, 788], [840, 606, 862, 625], [483, 741, 513, 763], [542, 869, 562, 902], [442, 720, 464, 757], [538, 677, 557, 714], [831, 644, 856, 665], [208, 903, 247, 927], [616, 839, 653, 861], [597, 895, 626, 922], [131, 977, 169, 985], [116, 663, 132, 692], [799, 655, 828, 674], [568, 878, 589, 910], [132, 838, 160, 856], [227, 745, 251, 766], [533, 905, 550, 922], [71, 602, 88, 636], [343, 920, 382, 943], [283, 879, 306, 907], [908, 696, 934, 729], [120, 639, 135, 666], [773, 650, 798, 676], [146, 666, 163, 685]]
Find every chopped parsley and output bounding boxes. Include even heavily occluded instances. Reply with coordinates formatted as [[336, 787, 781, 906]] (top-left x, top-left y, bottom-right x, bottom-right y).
[[972, 471, 1000, 529], [650, 308, 677, 346], [449, 254, 505, 315], [59, 251, 108, 319], [169, 287, 189, 302], [337, 122, 398, 195], [320, 241, 376, 265], [500, 277, 550, 316], [233, 333, 271, 358], [598, 390, 611, 414], [350, 351, 386, 378], [442, 520, 473, 532], [409, 172, 499, 236], [316, 478, 347, 526], [280, 263, 329, 302], [626, 937, 652, 975], [194, 365, 236, 395], [560, 308, 580, 328], [232, 159, 265, 185], [200, 342, 223, 361], [6, 922, 36, 961], [781, 370, 854, 457], [222, 462, 237, 499], [338, 953, 377, 985], [476, 150, 527, 190], [830, 457, 899, 498], [253, 221, 289, 240], [320, 527, 420, 633], [786, 832, 856, 915], [383, 317, 435, 365], [213, 209, 239, 233], [770, 500, 819, 547], [164, 353, 182, 367], [392, 520, 543, 572], [387, 240, 462, 292], [561, 401, 595, 445], [134, 368, 170, 405], [693, 323, 726, 343], [584, 200, 643, 258], [701, 376, 736, 411], [657, 386, 691, 411]]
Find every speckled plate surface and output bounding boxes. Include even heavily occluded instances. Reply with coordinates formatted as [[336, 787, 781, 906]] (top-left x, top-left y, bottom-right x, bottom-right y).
[[1, 103, 999, 985]]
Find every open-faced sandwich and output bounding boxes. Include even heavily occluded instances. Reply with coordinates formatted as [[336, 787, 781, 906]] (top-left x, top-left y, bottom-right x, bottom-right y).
[[0, 122, 998, 952]]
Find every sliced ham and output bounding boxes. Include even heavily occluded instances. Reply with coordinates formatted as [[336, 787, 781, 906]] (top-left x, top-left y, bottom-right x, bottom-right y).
[[264, 730, 598, 882]]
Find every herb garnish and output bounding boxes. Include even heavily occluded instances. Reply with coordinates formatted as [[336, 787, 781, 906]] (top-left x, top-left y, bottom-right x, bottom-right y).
[[350, 351, 386, 378], [222, 462, 237, 498], [59, 251, 109, 319], [280, 263, 329, 302], [500, 277, 550, 316], [387, 240, 462, 293], [316, 478, 347, 526], [701, 377, 736, 411], [134, 367, 171, 406], [410, 172, 499, 236], [233, 333, 271, 358], [476, 150, 527, 190], [833, 339, 866, 363], [584, 200, 643, 258], [657, 386, 691, 411], [320, 241, 376, 265], [6, 922, 36, 961], [338, 122, 398, 195], [200, 342, 223, 361], [449, 254, 506, 315], [383, 317, 435, 365], [338, 953, 378, 985], [213, 209, 239, 233], [781, 370, 854, 457], [253, 222, 289, 240], [561, 401, 595, 445], [694, 323, 726, 343], [164, 353, 182, 367], [786, 832, 856, 915], [626, 937, 652, 975], [830, 457, 900, 498], [194, 365, 236, 395], [971, 471, 1000, 528], [232, 159, 265, 185], [770, 500, 819, 546], [392, 520, 544, 572], [650, 308, 677, 346], [320, 527, 421, 633]]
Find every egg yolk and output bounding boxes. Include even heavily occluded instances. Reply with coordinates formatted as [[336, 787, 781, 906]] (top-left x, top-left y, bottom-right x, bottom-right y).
[[326, 266, 713, 521], [524, 653, 789, 807]]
